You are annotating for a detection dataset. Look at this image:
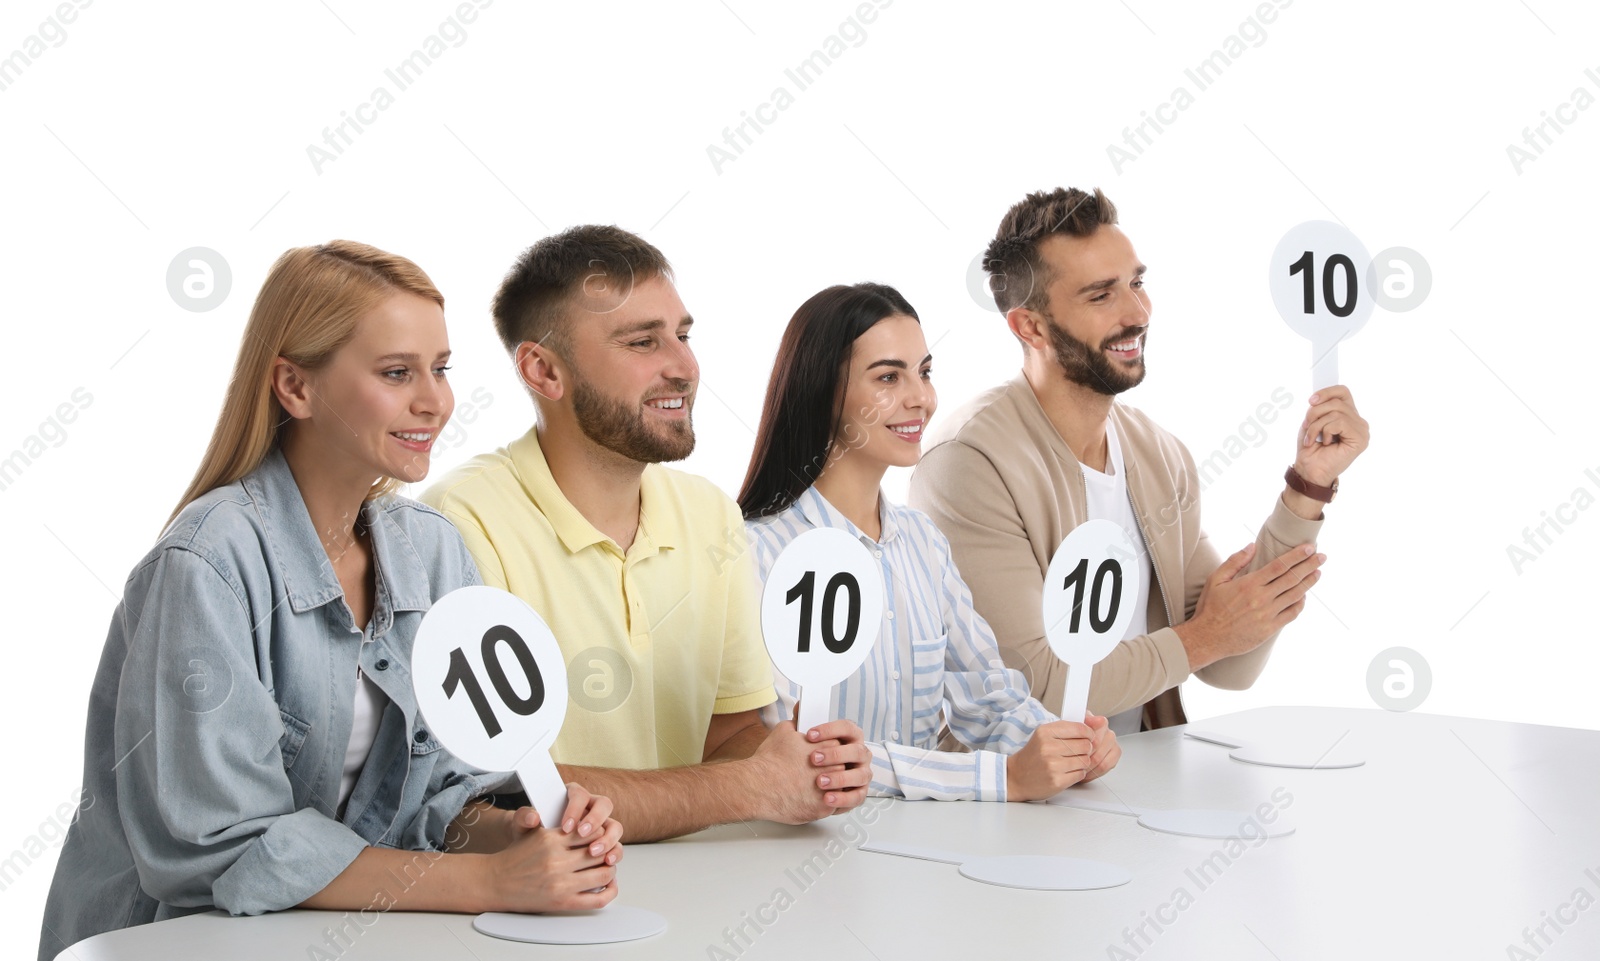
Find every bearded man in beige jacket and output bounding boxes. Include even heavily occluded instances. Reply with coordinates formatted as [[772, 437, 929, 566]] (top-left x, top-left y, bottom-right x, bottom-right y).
[[908, 187, 1370, 733]]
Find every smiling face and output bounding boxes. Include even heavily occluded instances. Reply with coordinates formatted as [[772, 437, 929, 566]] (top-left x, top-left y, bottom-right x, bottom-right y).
[[562, 273, 699, 464], [1034, 225, 1151, 395], [828, 313, 935, 473], [292, 290, 454, 485]]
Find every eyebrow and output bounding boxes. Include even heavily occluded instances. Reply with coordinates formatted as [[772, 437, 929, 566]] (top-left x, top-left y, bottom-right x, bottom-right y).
[[375, 350, 452, 364], [1076, 263, 1147, 296], [612, 315, 695, 337], [865, 353, 933, 371]]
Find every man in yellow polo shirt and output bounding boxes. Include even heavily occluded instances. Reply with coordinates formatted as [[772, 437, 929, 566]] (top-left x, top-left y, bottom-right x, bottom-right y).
[[422, 225, 870, 842]]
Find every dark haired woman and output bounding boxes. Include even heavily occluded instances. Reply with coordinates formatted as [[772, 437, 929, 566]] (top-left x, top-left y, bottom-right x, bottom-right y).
[[739, 283, 1119, 802]]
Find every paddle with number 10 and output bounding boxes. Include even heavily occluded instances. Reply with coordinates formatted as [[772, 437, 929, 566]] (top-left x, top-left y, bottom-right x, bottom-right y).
[[1268, 220, 1375, 393], [413, 587, 673, 945], [761, 528, 885, 734], [412, 585, 571, 828], [1043, 520, 1143, 722]]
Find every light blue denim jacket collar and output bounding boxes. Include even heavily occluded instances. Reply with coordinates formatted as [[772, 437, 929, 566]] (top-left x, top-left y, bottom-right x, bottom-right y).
[[241, 447, 434, 630]]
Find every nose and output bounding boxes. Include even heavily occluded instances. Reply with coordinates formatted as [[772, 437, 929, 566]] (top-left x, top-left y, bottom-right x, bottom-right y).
[[663, 332, 699, 385], [1129, 282, 1152, 323], [413, 370, 451, 421]]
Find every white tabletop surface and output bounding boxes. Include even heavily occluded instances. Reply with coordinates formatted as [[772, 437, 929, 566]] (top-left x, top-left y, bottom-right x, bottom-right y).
[[58, 706, 1600, 960]]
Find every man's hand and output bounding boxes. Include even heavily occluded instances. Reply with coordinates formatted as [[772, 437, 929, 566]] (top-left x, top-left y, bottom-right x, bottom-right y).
[[1175, 542, 1324, 671], [1293, 385, 1369, 487], [1004, 718, 1097, 802], [748, 721, 871, 824]]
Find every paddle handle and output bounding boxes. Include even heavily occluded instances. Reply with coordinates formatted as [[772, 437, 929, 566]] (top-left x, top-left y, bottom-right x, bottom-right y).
[[796, 685, 830, 736], [1059, 663, 1091, 723], [1312, 339, 1339, 392], [516, 751, 569, 829]]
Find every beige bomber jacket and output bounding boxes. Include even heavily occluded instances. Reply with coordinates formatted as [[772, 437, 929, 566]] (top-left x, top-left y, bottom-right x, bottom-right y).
[[907, 373, 1323, 729]]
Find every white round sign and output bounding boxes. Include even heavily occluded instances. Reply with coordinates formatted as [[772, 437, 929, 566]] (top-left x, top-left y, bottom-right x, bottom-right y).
[[412, 585, 569, 772], [760, 528, 884, 692], [1042, 519, 1142, 667], [1268, 220, 1374, 346]]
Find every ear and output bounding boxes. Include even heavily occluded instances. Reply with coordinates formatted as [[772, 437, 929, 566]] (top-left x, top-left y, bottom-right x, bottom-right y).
[[514, 340, 565, 402], [271, 358, 315, 420], [1006, 305, 1049, 353]]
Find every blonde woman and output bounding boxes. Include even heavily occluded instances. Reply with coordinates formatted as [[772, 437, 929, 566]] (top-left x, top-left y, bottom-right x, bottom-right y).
[[39, 242, 622, 961]]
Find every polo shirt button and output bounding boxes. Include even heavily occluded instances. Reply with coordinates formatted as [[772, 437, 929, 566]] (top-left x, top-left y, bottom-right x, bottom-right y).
[[414, 730, 428, 743], [886, 610, 894, 620], [892, 671, 901, 680], [874, 550, 882, 559], [375, 659, 390, 671], [890, 731, 900, 740]]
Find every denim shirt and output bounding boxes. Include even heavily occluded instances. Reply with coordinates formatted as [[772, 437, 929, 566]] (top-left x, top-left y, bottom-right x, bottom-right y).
[[39, 448, 511, 961]]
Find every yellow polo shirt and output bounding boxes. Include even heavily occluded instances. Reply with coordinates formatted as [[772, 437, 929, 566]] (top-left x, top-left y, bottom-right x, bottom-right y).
[[419, 428, 777, 770]]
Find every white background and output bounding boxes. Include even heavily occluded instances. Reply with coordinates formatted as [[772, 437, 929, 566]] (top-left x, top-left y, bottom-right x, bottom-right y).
[[3, 0, 1597, 946]]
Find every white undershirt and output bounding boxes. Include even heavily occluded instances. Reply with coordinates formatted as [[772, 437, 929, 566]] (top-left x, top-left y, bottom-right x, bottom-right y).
[[339, 635, 387, 812], [1079, 422, 1155, 736]]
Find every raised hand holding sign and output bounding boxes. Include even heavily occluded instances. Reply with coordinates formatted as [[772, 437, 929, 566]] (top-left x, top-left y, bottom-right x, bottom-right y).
[[761, 528, 885, 734], [1043, 520, 1143, 722]]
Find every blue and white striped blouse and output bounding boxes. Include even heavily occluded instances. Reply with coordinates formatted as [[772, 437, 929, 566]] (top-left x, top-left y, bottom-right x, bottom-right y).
[[746, 486, 1057, 801]]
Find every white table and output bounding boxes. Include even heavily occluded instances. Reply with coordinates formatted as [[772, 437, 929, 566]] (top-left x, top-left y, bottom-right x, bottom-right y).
[[58, 707, 1600, 960]]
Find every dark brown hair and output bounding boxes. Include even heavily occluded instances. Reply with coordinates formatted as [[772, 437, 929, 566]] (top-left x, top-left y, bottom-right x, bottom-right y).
[[492, 224, 673, 355], [983, 187, 1118, 314], [738, 283, 919, 519]]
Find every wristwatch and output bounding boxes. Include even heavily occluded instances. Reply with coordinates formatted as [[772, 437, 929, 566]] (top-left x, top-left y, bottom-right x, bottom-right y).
[[1284, 465, 1337, 503]]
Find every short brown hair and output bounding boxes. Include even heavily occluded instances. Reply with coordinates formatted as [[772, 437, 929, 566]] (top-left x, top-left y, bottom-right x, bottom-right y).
[[983, 187, 1118, 314], [492, 225, 673, 355]]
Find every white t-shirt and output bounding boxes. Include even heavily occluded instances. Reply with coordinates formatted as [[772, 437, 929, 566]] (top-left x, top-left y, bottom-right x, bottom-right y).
[[339, 643, 388, 812], [1078, 422, 1155, 736]]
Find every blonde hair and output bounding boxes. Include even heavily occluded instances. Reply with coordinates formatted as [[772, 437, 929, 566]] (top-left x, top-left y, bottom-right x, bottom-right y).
[[168, 240, 444, 527]]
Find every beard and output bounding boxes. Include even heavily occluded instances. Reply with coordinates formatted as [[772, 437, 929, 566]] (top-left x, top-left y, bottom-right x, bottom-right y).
[[1044, 310, 1148, 396], [571, 374, 696, 464]]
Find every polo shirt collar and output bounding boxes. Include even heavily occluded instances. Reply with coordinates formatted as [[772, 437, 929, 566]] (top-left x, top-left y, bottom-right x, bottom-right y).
[[638, 465, 682, 552], [508, 428, 680, 556], [792, 485, 900, 546]]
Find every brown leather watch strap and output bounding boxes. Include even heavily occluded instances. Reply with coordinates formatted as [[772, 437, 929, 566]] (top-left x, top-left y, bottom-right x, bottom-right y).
[[1285, 465, 1338, 503]]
